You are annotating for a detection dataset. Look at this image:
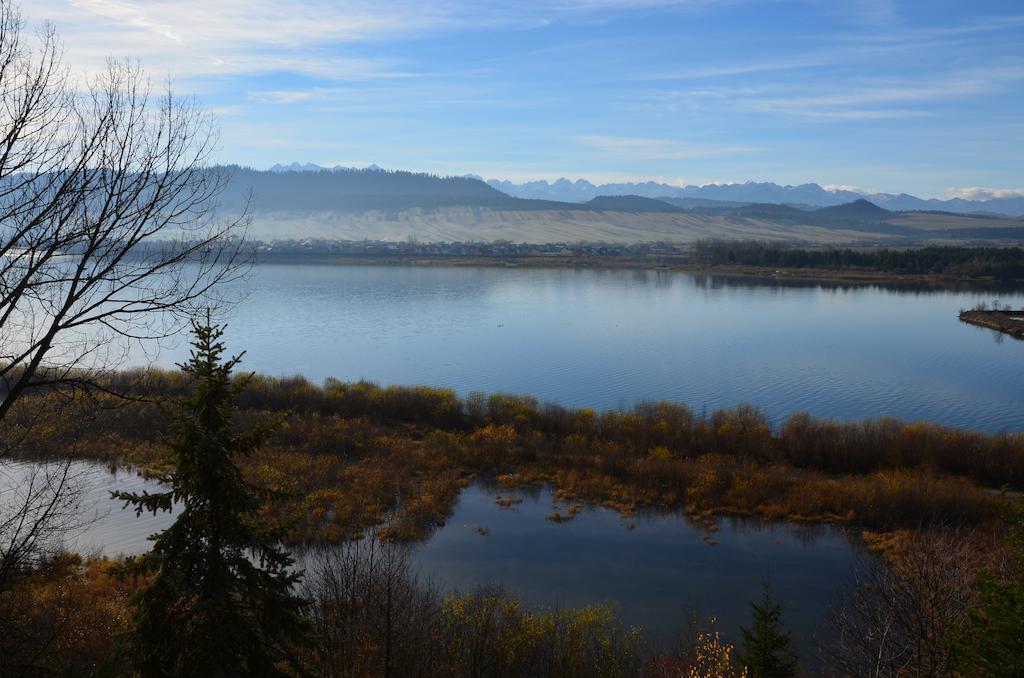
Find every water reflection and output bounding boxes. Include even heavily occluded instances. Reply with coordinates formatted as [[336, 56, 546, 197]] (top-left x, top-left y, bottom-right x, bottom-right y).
[[0, 461, 177, 558], [412, 484, 858, 657]]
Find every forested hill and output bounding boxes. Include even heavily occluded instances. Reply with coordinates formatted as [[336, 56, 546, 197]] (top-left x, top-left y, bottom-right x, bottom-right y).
[[585, 195, 684, 212], [216, 166, 578, 213]]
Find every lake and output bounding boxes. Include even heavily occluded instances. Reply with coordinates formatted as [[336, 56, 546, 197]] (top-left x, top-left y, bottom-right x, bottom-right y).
[[8, 461, 858, 657], [142, 264, 1024, 432]]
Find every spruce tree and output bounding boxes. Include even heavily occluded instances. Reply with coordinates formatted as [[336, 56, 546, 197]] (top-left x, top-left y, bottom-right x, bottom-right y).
[[114, 318, 310, 677], [737, 584, 799, 678]]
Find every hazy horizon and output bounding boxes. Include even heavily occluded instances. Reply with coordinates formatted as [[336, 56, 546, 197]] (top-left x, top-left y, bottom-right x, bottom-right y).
[[260, 161, 1024, 202]]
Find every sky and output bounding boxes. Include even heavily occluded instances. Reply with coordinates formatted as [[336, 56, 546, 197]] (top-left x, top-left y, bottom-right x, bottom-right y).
[[24, 0, 1024, 198]]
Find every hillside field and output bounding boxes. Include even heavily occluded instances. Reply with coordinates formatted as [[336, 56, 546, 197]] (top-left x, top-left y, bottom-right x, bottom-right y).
[[245, 207, 1024, 245]]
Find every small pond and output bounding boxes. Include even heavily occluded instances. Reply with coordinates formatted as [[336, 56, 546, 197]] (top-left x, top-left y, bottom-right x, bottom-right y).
[[3, 461, 860, 657]]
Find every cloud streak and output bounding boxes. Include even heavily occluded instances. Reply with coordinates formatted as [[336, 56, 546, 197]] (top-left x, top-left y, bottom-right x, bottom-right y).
[[945, 187, 1024, 200], [644, 63, 1024, 122], [30, 0, 740, 81], [31, 0, 461, 80], [574, 135, 762, 160]]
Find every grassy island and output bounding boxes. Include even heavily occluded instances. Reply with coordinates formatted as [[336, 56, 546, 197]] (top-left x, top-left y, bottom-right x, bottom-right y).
[[10, 370, 1022, 543]]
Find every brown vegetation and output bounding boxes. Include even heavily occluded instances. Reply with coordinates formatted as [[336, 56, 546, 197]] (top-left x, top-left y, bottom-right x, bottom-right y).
[[304, 535, 648, 677], [0, 554, 140, 676], [959, 309, 1024, 339], [4, 368, 1023, 676], [7, 370, 1018, 546]]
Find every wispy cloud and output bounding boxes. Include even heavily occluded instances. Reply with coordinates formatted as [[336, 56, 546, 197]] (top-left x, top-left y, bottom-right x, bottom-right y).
[[855, 13, 1024, 45], [647, 55, 837, 81], [764, 67, 1024, 120], [651, 64, 1024, 121], [646, 13, 1024, 84], [573, 135, 761, 160], [29, 0, 458, 81], [29, 0, 740, 81], [944, 187, 1024, 200]]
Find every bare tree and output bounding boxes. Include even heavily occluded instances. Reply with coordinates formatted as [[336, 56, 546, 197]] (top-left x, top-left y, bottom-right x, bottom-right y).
[[0, 461, 91, 589], [0, 0, 247, 591], [303, 533, 444, 678], [0, 0, 247, 425], [822, 527, 986, 677]]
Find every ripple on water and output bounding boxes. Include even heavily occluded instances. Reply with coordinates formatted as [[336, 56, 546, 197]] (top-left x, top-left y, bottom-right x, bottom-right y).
[[130, 265, 1024, 433]]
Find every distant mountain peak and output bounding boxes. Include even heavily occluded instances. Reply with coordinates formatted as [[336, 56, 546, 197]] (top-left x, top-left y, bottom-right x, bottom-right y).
[[268, 162, 385, 173], [269, 162, 325, 173], [815, 199, 891, 220]]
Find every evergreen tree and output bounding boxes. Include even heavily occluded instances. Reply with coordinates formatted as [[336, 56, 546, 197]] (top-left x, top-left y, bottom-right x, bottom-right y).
[[957, 503, 1024, 676], [736, 584, 799, 678], [114, 318, 310, 677]]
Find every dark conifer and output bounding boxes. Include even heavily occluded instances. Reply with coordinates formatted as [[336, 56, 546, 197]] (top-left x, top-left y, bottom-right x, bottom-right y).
[[114, 318, 310, 676], [737, 583, 799, 678]]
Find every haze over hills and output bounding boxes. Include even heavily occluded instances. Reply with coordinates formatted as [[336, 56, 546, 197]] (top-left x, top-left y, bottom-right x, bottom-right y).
[[223, 165, 1024, 245], [486, 177, 1024, 217], [220, 166, 511, 213], [261, 163, 1024, 216], [217, 166, 609, 215]]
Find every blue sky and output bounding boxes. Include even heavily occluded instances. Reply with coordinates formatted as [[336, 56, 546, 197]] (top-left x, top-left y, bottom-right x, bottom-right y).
[[27, 0, 1024, 197]]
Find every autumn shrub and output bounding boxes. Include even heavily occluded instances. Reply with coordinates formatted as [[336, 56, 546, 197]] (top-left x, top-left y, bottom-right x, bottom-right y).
[[305, 537, 647, 678], [0, 555, 136, 676], [440, 588, 646, 678]]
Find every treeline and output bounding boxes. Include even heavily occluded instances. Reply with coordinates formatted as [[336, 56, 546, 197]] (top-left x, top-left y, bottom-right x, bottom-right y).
[[64, 368, 1024, 489], [122, 370, 1024, 490], [692, 241, 1024, 280]]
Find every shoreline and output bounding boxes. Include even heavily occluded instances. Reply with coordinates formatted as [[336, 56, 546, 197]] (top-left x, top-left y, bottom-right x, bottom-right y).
[[959, 309, 1024, 339], [255, 252, 1024, 289]]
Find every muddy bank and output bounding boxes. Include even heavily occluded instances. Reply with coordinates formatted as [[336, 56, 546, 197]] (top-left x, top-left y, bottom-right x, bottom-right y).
[[959, 309, 1024, 339]]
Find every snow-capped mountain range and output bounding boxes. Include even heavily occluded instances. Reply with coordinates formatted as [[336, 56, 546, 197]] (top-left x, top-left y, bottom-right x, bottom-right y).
[[269, 162, 385, 173], [486, 178, 1024, 216]]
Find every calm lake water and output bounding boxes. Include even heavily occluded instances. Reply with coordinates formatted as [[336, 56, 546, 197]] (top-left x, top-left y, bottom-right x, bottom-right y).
[[145, 264, 1024, 432], [413, 483, 856, 655], [6, 462, 857, 656]]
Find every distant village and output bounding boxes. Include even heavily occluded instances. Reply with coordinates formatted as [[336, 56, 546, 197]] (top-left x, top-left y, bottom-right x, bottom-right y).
[[255, 238, 689, 259]]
